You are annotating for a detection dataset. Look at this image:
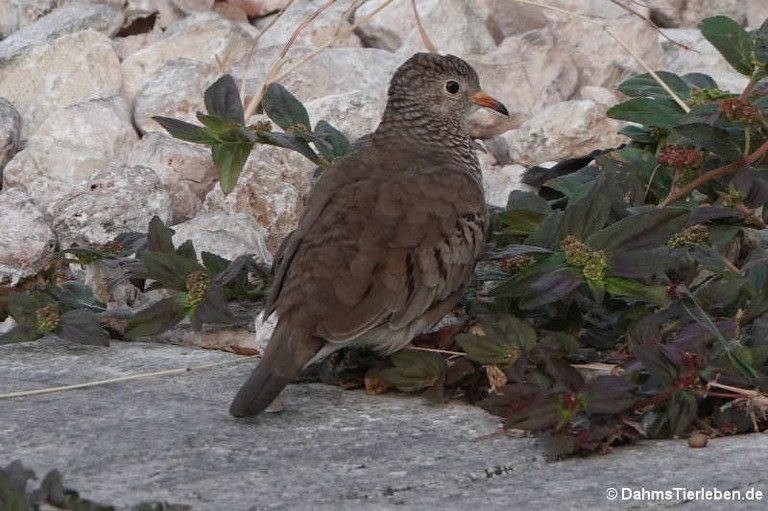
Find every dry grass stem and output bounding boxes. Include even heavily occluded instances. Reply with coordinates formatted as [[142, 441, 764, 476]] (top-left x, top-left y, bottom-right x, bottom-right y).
[[411, 0, 437, 53], [607, 0, 692, 50], [0, 356, 257, 400]]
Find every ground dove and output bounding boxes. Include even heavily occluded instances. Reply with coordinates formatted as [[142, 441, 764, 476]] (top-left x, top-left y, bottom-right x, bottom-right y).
[[230, 53, 508, 417]]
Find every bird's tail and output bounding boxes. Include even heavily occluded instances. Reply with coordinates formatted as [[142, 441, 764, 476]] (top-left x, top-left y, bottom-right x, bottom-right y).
[[229, 321, 320, 418]]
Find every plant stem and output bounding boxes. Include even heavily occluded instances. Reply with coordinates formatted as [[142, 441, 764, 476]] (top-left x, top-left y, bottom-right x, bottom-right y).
[[658, 138, 768, 207]]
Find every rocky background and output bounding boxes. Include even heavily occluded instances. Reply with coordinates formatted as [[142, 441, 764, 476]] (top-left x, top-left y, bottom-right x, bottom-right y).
[[0, 0, 766, 295]]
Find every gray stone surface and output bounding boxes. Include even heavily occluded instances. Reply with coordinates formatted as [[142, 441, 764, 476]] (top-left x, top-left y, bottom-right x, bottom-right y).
[[1, 338, 767, 510]]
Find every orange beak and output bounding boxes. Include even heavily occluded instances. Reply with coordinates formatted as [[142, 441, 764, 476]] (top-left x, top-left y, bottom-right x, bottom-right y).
[[470, 92, 509, 116]]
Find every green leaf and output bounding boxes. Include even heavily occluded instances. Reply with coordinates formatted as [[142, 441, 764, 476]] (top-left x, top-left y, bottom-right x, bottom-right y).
[[545, 165, 599, 201], [175, 239, 197, 261], [258, 131, 320, 165], [8, 292, 54, 328], [380, 350, 447, 392], [603, 277, 670, 306], [607, 97, 686, 128], [152, 116, 218, 145], [456, 316, 535, 365], [125, 296, 187, 338], [699, 16, 755, 76], [147, 216, 175, 253], [490, 253, 567, 298], [682, 72, 718, 89], [204, 74, 245, 125], [506, 190, 551, 212], [520, 268, 584, 309], [211, 135, 254, 194], [196, 113, 234, 136], [262, 83, 311, 130], [313, 120, 352, 160], [59, 309, 110, 346], [673, 123, 743, 160], [619, 125, 657, 144], [618, 71, 690, 99], [141, 252, 204, 291], [556, 177, 612, 241], [587, 208, 689, 253], [202, 251, 231, 275], [48, 281, 106, 313], [497, 209, 548, 235]]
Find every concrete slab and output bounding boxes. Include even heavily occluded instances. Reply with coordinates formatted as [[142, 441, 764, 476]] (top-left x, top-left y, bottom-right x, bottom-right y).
[[1, 338, 766, 510]]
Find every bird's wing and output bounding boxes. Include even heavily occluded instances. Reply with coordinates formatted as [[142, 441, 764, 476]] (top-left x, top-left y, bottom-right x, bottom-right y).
[[267, 148, 486, 344]]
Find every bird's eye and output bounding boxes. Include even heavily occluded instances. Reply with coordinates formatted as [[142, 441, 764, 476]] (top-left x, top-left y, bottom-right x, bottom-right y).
[[445, 80, 460, 94]]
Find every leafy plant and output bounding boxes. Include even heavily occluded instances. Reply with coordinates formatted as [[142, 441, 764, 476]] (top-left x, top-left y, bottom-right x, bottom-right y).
[[153, 76, 351, 193], [321, 14, 768, 457]]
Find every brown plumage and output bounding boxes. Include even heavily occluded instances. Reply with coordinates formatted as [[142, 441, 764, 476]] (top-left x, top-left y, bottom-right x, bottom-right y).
[[230, 53, 508, 418]]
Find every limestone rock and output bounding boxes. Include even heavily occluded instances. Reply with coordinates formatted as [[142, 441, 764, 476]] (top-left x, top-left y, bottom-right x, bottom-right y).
[[0, 98, 22, 177], [353, 0, 439, 52], [0, 29, 122, 142], [0, 188, 56, 286], [203, 143, 316, 253], [171, 212, 272, 265], [0, 0, 56, 38], [506, 100, 627, 164], [303, 89, 386, 142], [0, 1, 124, 63], [3, 96, 137, 215], [484, 0, 549, 44], [398, 0, 496, 57], [748, 1, 768, 28], [257, 0, 361, 49], [133, 58, 221, 135], [120, 12, 256, 99], [52, 165, 172, 247], [553, 15, 665, 89], [661, 28, 750, 93], [127, 132, 219, 224]]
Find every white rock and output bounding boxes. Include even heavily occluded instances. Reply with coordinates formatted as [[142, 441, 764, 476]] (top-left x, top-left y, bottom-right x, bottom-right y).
[[133, 58, 221, 135], [0, 29, 122, 142], [171, 212, 272, 265], [353, 0, 439, 51], [127, 132, 219, 224], [0, 0, 56, 39], [553, 15, 665, 89], [52, 164, 172, 247], [252, 311, 277, 353], [466, 30, 578, 136], [170, 0, 215, 14], [398, 0, 496, 57], [653, 0, 747, 28], [505, 100, 626, 164], [748, 1, 768, 29], [236, 46, 400, 106], [3, 96, 138, 215], [578, 86, 621, 107], [0, 98, 22, 175], [661, 28, 750, 93], [256, 0, 361, 49], [126, 0, 185, 29], [545, 0, 648, 18], [484, 0, 549, 43], [203, 143, 315, 253], [120, 12, 256, 99], [481, 158, 530, 209], [0, 188, 56, 286], [303, 89, 386, 142], [0, 1, 123, 63]]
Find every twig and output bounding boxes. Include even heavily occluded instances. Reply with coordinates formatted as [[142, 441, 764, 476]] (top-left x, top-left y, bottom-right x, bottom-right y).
[[411, 0, 436, 53], [405, 345, 466, 357], [239, 0, 296, 98], [0, 356, 257, 400], [512, 0, 690, 113], [658, 138, 768, 207], [606, 0, 691, 51], [243, 0, 338, 120]]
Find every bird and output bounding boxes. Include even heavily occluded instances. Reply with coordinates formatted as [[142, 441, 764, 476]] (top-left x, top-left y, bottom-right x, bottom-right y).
[[230, 53, 509, 417]]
